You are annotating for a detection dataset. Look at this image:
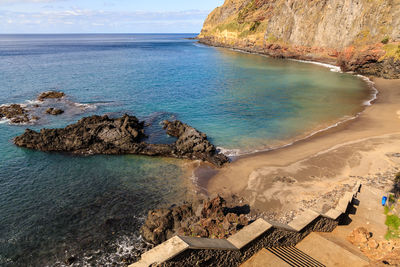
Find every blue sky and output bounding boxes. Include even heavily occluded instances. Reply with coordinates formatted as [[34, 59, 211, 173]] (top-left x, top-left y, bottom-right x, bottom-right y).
[[0, 0, 224, 33]]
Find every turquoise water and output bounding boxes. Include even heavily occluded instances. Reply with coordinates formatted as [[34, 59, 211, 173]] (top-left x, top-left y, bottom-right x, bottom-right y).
[[0, 34, 371, 266]]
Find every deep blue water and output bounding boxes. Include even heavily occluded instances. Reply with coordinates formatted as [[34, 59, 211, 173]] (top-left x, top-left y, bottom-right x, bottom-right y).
[[0, 34, 371, 266]]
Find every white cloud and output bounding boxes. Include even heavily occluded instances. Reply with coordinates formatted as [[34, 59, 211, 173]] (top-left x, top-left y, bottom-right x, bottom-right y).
[[0, 9, 210, 33], [0, 0, 65, 3]]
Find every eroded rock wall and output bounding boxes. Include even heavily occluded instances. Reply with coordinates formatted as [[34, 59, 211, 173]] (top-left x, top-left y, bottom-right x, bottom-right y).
[[199, 0, 400, 78]]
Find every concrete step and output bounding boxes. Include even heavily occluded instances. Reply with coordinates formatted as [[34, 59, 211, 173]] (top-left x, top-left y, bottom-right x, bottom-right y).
[[241, 246, 327, 267], [267, 246, 326, 266], [318, 232, 370, 262], [296, 232, 369, 266], [240, 248, 291, 267]]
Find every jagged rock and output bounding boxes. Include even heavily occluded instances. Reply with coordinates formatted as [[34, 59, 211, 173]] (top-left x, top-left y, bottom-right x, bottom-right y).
[[14, 114, 145, 154], [347, 227, 372, 244], [65, 256, 77, 265], [201, 196, 226, 218], [0, 104, 26, 119], [46, 107, 64, 115], [368, 239, 379, 249], [140, 204, 195, 245], [348, 227, 400, 265], [0, 104, 31, 124], [14, 115, 229, 166], [140, 196, 250, 245], [38, 91, 65, 101], [163, 120, 229, 166]]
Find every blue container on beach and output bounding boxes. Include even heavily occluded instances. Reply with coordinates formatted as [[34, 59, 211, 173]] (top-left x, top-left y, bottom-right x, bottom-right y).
[[382, 196, 388, 206]]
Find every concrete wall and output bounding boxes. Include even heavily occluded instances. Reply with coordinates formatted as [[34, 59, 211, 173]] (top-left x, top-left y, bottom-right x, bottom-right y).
[[130, 182, 361, 267]]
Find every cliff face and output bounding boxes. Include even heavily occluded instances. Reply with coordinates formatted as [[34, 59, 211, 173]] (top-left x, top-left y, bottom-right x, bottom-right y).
[[198, 0, 400, 78]]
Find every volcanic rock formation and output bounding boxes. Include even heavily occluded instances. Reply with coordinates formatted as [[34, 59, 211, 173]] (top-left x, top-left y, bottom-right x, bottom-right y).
[[14, 114, 229, 166], [0, 104, 38, 124], [140, 196, 250, 245], [45, 107, 64, 115], [38, 91, 65, 101]]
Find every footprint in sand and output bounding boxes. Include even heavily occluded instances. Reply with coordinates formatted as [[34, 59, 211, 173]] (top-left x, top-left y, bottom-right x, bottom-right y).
[[397, 111, 400, 119]]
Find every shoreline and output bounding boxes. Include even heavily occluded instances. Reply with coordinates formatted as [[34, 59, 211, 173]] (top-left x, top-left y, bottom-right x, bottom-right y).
[[203, 77, 400, 217], [191, 42, 400, 213], [198, 42, 379, 158]]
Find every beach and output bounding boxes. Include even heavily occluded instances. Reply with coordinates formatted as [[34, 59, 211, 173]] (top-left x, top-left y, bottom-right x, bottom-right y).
[[206, 78, 400, 221]]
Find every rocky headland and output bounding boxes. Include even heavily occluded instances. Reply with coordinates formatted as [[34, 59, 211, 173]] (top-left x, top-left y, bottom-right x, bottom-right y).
[[198, 0, 400, 78], [13, 114, 229, 166]]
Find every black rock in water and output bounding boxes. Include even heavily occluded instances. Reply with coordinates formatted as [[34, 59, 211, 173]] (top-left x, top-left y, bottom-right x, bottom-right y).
[[163, 120, 229, 166], [0, 104, 31, 123], [46, 107, 64, 115], [14, 114, 229, 166], [37, 91, 65, 101]]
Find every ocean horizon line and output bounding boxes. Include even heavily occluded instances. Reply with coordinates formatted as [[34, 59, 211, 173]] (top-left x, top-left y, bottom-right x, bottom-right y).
[[0, 32, 199, 35]]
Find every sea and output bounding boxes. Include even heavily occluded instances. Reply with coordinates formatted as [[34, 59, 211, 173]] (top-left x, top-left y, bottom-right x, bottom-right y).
[[0, 34, 374, 266]]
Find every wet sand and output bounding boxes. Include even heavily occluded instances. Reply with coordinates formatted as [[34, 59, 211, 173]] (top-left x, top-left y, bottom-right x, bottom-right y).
[[206, 78, 400, 217]]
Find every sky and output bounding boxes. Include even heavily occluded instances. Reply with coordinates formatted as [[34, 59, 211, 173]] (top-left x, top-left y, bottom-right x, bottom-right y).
[[0, 0, 225, 33]]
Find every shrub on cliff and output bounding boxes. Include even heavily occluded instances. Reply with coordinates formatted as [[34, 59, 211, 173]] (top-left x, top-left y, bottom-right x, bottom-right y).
[[381, 36, 390, 44], [394, 172, 400, 197]]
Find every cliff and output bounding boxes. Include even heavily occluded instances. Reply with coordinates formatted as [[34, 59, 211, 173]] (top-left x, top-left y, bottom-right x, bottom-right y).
[[198, 0, 400, 78]]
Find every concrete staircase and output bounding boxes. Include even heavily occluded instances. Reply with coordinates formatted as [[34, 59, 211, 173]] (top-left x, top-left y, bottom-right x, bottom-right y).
[[241, 184, 387, 267], [130, 182, 363, 266], [242, 232, 369, 267]]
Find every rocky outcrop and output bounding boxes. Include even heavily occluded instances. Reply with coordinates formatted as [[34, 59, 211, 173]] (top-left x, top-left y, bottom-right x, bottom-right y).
[[140, 196, 250, 245], [140, 204, 196, 245], [163, 120, 229, 166], [13, 114, 229, 166], [348, 227, 400, 265], [0, 91, 93, 125], [339, 47, 400, 78], [45, 108, 64, 115], [0, 104, 39, 124], [198, 0, 400, 78], [38, 91, 65, 101]]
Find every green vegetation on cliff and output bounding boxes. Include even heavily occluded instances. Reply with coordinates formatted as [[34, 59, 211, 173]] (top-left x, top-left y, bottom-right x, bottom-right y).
[[198, 0, 400, 78], [201, 0, 400, 48], [383, 43, 400, 61], [384, 205, 400, 240]]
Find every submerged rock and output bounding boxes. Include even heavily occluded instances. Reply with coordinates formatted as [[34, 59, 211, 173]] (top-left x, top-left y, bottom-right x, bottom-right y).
[[14, 114, 229, 166], [45, 107, 64, 115], [38, 91, 65, 101]]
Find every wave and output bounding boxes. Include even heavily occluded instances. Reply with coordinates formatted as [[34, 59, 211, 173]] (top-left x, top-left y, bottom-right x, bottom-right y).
[[192, 42, 208, 48], [216, 147, 242, 157], [72, 101, 97, 110], [0, 103, 28, 108], [218, 113, 361, 158], [356, 75, 378, 106], [0, 118, 10, 124], [289, 58, 342, 72], [25, 99, 42, 105], [79, 234, 146, 266]]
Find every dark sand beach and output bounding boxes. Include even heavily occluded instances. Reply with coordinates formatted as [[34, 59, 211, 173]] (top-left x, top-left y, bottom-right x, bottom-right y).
[[205, 78, 400, 221]]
